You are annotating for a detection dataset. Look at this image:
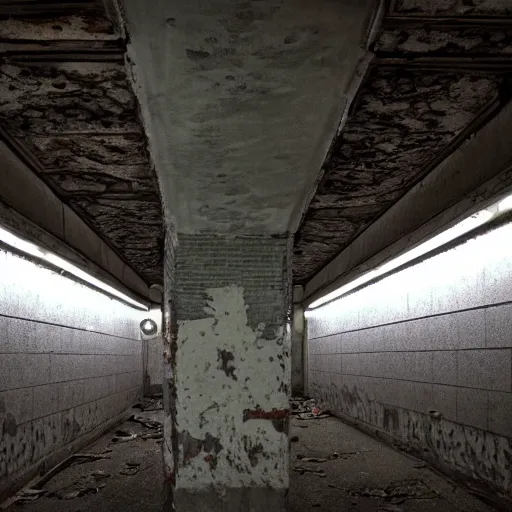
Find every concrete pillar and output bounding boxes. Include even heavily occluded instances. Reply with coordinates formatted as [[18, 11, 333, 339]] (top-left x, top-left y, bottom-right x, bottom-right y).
[[142, 305, 164, 396], [291, 286, 305, 396], [162, 233, 292, 511]]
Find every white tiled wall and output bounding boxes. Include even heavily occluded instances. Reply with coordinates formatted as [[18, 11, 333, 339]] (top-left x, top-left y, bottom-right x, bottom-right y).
[[308, 222, 512, 438], [0, 247, 144, 492]]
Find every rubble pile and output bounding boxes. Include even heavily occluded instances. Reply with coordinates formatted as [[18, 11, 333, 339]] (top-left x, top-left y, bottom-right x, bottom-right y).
[[291, 397, 331, 420]]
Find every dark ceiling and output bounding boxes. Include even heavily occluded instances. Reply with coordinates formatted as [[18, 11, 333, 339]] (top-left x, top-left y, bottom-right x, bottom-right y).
[[293, 0, 512, 283], [0, 0, 163, 284], [1, 1, 512, 289]]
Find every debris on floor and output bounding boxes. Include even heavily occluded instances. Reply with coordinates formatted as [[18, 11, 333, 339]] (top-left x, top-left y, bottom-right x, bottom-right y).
[[36, 453, 111, 488], [297, 456, 328, 463], [291, 396, 331, 420], [139, 431, 163, 440], [1, 405, 165, 512], [3, 404, 501, 512], [348, 479, 439, 501], [49, 471, 111, 500], [90, 471, 110, 480], [132, 394, 163, 412], [292, 466, 327, 478], [2, 489, 46, 507], [119, 462, 142, 476], [129, 414, 162, 430], [111, 429, 138, 443], [1, 453, 112, 509], [289, 413, 500, 512], [127, 413, 163, 440], [110, 413, 163, 443]]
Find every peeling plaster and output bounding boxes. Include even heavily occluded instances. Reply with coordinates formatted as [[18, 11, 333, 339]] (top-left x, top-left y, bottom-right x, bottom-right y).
[[294, 68, 501, 282], [0, 14, 118, 41], [121, 0, 375, 234], [171, 285, 290, 490], [0, 58, 164, 283], [376, 27, 512, 55], [392, 0, 512, 17]]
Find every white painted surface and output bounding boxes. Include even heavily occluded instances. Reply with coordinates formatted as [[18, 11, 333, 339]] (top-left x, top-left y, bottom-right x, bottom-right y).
[[175, 285, 289, 489], [0, 247, 141, 338], [308, 222, 512, 337]]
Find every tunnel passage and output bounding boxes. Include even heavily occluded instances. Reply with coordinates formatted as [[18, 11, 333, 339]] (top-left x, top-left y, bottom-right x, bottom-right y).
[[1, 0, 512, 510], [306, 211, 512, 501]]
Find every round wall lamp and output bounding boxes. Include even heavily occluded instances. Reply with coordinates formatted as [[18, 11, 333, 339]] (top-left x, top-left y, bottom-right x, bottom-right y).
[[140, 318, 158, 336]]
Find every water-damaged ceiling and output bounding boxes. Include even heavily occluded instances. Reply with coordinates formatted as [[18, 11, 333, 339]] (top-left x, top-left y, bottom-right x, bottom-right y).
[[293, 0, 512, 282], [120, 0, 375, 235], [0, 1, 511, 290], [0, 0, 164, 284]]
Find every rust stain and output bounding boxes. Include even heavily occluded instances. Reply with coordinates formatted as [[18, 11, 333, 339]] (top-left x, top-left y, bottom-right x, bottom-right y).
[[243, 408, 289, 421], [165, 470, 175, 485], [203, 453, 218, 470]]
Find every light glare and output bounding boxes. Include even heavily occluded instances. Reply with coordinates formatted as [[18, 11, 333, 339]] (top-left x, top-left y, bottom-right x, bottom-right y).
[[140, 318, 158, 335], [307, 203, 500, 310], [0, 225, 148, 311], [498, 195, 512, 212]]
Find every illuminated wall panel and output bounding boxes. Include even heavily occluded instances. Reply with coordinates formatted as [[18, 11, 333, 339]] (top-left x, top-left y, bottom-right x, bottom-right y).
[[0, 247, 144, 496], [307, 222, 512, 496]]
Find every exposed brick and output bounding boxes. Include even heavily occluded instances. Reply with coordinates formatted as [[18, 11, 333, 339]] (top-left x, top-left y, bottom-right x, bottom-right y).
[[171, 234, 292, 335]]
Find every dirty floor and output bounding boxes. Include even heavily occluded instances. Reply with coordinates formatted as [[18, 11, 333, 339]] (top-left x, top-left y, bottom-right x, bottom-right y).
[[3, 407, 498, 512], [288, 415, 497, 512], [3, 407, 165, 512]]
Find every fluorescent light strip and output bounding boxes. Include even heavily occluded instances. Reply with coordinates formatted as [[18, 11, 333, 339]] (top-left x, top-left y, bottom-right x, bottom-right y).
[[0, 226, 149, 311], [307, 193, 512, 311]]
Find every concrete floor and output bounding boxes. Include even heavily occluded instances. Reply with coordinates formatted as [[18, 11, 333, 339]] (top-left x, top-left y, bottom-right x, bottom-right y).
[[288, 416, 496, 512], [4, 408, 497, 512]]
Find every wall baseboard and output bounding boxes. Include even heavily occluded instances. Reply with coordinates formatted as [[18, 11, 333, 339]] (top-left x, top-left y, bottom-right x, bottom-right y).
[[330, 409, 512, 512], [0, 406, 136, 503]]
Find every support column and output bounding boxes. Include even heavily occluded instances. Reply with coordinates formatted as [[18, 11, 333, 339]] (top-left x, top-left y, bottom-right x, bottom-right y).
[[162, 233, 292, 511], [291, 286, 305, 396]]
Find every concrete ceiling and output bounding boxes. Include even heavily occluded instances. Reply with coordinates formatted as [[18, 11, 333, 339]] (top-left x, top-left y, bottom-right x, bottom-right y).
[[121, 0, 376, 234], [0, 0, 511, 290], [0, 0, 164, 284], [294, 0, 512, 282]]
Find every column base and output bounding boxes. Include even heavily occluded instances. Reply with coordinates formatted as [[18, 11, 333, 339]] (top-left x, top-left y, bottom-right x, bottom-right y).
[[173, 487, 287, 511]]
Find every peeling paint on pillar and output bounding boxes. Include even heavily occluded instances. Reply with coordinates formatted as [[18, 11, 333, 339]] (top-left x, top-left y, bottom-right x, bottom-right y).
[[174, 284, 290, 489], [162, 230, 179, 496], [161, 233, 291, 509]]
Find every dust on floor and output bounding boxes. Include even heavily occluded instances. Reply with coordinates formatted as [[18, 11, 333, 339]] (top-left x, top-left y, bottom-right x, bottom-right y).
[[3, 402, 499, 512], [3, 405, 165, 512], [288, 414, 497, 512]]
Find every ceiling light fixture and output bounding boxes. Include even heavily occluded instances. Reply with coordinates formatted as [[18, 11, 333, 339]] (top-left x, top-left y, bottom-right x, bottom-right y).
[[0, 225, 149, 311], [140, 318, 158, 336], [306, 192, 512, 311]]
